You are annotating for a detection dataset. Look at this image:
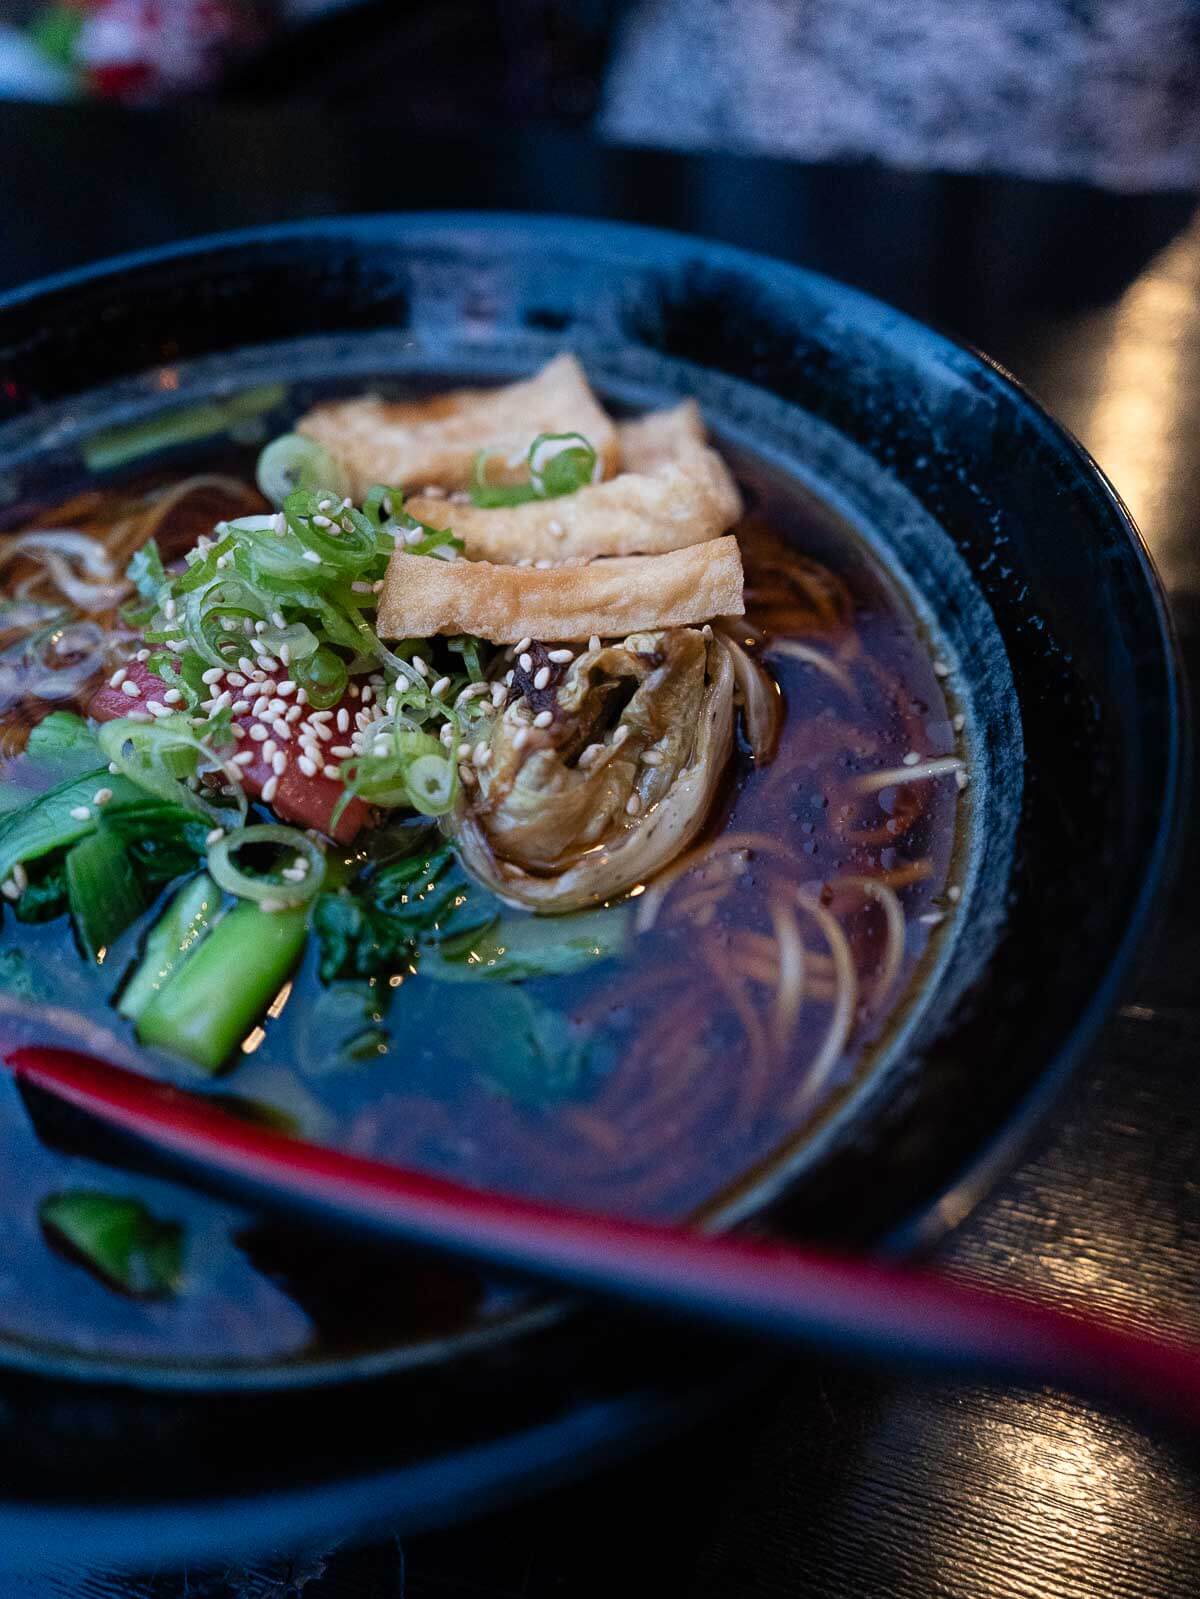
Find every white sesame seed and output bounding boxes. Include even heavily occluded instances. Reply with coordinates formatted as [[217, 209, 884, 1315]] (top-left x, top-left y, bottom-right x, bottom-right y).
[[108, 762, 120, 775], [533, 666, 551, 690], [518, 652, 533, 673], [146, 701, 171, 718], [296, 688, 308, 705], [260, 898, 286, 913], [933, 660, 950, 677], [589, 636, 601, 653], [257, 656, 279, 673], [92, 787, 113, 806], [201, 667, 224, 686], [279, 643, 291, 666], [272, 752, 288, 776], [641, 750, 663, 766], [612, 725, 630, 747], [262, 739, 278, 760], [372, 739, 391, 757], [255, 621, 267, 634], [265, 698, 286, 718], [532, 709, 553, 728], [625, 793, 642, 816], [547, 519, 564, 537], [308, 709, 333, 723], [472, 742, 491, 766], [231, 725, 246, 739], [512, 728, 530, 750], [427, 675, 448, 698], [285, 704, 303, 723], [243, 620, 255, 636], [534, 559, 554, 570], [277, 680, 296, 697], [323, 763, 340, 780], [272, 720, 292, 741], [109, 668, 128, 688], [702, 624, 714, 640], [952, 712, 966, 732], [336, 708, 349, 732], [280, 866, 306, 883], [302, 551, 322, 565], [351, 581, 374, 594], [403, 527, 423, 546], [249, 725, 269, 742], [372, 579, 384, 593], [312, 514, 332, 528], [126, 710, 153, 723], [947, 885, 962, 902], [491, 682, 507, 707], [902, 751, 921, 766], [232, 700, 251, 715], [237, 656, 255, 675], [956, 769, 970, 790], [311, 722, 333, 742], [458, 764, 475, 786], [69, 805, 92, 821], [298, 755, 317, 777], [135, 648, 150, 661], [120, 679, 141, 697], [504, 669, 515, 686], [330, 744, 354, 758], [163, 598, 176, 620], [919, 910, 946, 926], [515, 637, 532, 654], [12, 863, 27, 891], [1, 882, 18, 902], [206, 827, 225, 845], [261, 775, 279, 803], [233, 750, 255, 766], [548, 649, 573, 664], [411, 656, 429, 678]]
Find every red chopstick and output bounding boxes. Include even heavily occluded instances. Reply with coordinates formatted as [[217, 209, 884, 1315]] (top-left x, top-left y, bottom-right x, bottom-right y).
[[10, 1043, 1200, 1430]]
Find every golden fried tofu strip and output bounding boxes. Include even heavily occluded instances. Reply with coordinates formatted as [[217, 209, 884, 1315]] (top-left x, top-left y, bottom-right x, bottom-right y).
[[377, 537, 744, 644], [404, 400, 741, 564], [296, 354, 619, 498]]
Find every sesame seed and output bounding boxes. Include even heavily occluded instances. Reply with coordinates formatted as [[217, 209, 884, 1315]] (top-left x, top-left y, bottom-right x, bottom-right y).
[[120, 679, 141, 697], [0, 882, 18, 902], [702, 624, 713, 640], [251, 697, 269, 718], [518, 652, 533, 673], [504, 669, 515, 686], [491, 682, 507, 707], [255, 621, 267, 634], [249, 725, 269, 742], [200, 667, 223, 686], [279, 643, 291, 666], [263, 739, 278, 760], [428, 675, 449, 698], [265, 698, 286, 718], [322, 763, 340, 780], [534, 559, 553, 570], [92, 787, 113, 806], [456, 741, 472, 759], [272, 612, 286, 630], [919, 910, 946, 926], [280, 865, 306, 882], [308, 709, 333, 723], [512, 728, 530, 750], [933, 660, 950, 677], [330, 708, 346, 733], [411, 656, 429, 678], [403, 527, 423, 546], [372, 739, 391, 757], [277, 680, 296, 697], [302, 551, 322, 565], [420, 485, 446, 499], [625, 793, 642, 816], [146, 701, 172, 718], [272, 720, 292, 741], [135, 648, 150, 661], [161, 688, 182, 705], [286, 704, 303, 723], [257, 656, 280, 673], [109, 668, 128, 689], [329, 744, 353, 758], [12, 863, 27, 891], [108, 762, 120, 774], [296, 688, 308, 705], [588, 636, 601, 653], [243, 620, 255, 636], [231, 725, 246, 739], [260, 898, 286, 913], [225, 672, 246, 688], [237, 656, 255, 675], [205, 827, 225, 845], [956, 769, 970, 790], [69, 805, 92, 821], [548, 649, 573, 663], [163, 598, 176, 620], [532, 709, 553, 728], [612, 725, 630, 747], [515, 637, 532, 654], [458, 764, 475, 786], [641, 750, 663, 766], [547, 519, 564, 537], [261, 775, 279, 803], [902, 751, 921, 766], [232, 700, 251, 714], [310, 722, 333, 742], [312, 514, 332, 528], [952, 712, 966, 732], [533, 666, 551, 690], [232, 751, 255, 766], [473, 742, 491, 766], [126, 710, 152, 723], [947, 885, 962, 902], [351, 581, 374, 594], [298, 756, 317, 777], [272, 752, 288, 776]]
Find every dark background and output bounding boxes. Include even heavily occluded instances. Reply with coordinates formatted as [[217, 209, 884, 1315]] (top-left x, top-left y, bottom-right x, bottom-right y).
[[2, 6, 1200, 1590]]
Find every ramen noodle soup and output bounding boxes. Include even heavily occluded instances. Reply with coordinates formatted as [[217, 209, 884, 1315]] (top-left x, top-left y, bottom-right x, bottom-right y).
[[0, 358, 965, 1364]]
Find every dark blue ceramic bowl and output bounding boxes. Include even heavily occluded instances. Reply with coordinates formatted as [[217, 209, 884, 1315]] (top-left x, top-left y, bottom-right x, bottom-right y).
[[0, 216, 1182, 1566]]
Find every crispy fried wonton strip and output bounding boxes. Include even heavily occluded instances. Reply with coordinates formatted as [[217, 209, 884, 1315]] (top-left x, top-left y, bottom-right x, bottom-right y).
[[377, 537, 745, 644], [404, 400, 742, 564], [296, 354, 619, 498]]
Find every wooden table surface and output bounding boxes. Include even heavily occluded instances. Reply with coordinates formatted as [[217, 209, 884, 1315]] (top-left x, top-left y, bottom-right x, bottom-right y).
[[2, 102, 1198, 1599]]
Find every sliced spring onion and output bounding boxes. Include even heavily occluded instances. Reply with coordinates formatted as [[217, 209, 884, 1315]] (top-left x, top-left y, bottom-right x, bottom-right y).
[[207, 824, 326, 908], [118, 872, 219, 1021], [97, 716, 246, 824], [84, 384, 286, 473], [291, 644, 348, 709], [528, 431, 599, 496], [256, 433, 347, 507], [40, 1191, 183, 1297], [337, 730, 458, 821], [136, 900, 308, 1073], [405, 753, 458, 815], [65, 827, 144, 963]]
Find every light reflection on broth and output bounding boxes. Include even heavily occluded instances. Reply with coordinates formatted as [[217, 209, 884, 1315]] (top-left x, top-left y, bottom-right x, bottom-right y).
[[0, 417, 963, 1365]]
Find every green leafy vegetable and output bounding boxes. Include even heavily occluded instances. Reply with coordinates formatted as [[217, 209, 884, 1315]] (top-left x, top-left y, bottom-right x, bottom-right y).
[[12, 858, 68, 924], [118, 872, 219, 1022], [126, 539, 168, 604], [66, 828, 144, 962], [137, 900, 308, 1072], [0, 767, 114, 885], [313, 841, 496, 981], [0, 714, 108, 817], [40, 1191, 183, 1297], [422, 904, 631, 983], [97, 714, 244, 825]]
